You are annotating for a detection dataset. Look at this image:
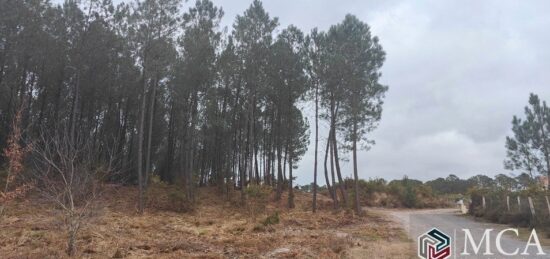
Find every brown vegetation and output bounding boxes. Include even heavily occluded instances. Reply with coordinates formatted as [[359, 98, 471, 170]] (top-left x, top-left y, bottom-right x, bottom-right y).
[[0, 105, 31, 217], [0, 186, 412, 258]]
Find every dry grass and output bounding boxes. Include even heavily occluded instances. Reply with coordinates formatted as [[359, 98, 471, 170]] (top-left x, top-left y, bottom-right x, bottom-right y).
[[0, 185, 413, 258]]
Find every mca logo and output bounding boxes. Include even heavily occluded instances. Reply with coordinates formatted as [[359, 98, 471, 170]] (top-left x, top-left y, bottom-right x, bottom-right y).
[[418, 228, 451, 259]]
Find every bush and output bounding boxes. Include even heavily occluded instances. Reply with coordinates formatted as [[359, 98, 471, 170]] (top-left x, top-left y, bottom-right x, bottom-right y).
[[244, 184, 271, 219], [504, 212, 531, 227], [468, 188, 550, 230], [245, 184, 271, 199], [262, 211, 280, 226], [388, 177, 420, 208], [351, 177, 450, 208], [146, 179, 194, 212], [167, 188, 194, 212], [402, 184, 418, 208]]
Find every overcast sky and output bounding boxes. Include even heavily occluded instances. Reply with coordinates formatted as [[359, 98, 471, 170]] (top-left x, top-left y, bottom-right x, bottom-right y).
[[55, 0, 550, 184], [213, 0, 550, 185]]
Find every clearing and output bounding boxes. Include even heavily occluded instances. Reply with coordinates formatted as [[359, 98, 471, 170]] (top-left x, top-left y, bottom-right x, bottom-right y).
[[0, 186, 413, 258]]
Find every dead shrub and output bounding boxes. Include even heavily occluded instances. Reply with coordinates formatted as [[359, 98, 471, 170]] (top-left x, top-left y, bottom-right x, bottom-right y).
[[328, 235, 351, 254], [30, 129, 118, 256], [1, 105, 32, 217]]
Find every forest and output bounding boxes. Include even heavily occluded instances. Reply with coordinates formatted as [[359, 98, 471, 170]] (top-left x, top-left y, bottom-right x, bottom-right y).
[[0, 0, 388, 256], [0, 0, 386, 209], [4, 0, 550, 258]]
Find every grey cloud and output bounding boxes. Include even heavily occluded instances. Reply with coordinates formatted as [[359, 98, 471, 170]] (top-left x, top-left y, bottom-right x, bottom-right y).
[[288, 0, 550, 184]]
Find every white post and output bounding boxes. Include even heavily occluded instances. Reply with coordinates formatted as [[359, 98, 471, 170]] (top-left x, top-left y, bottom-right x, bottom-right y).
[[506, 196, 510, 212], [545, 196, 550, 216], [482, 196, 486, 210], [517, 196, 521, 211]]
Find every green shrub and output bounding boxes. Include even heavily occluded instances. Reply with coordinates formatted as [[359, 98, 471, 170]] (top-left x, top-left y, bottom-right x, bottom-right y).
[[245, 184, 271, 199], [402, 184, 418, 208], [146, 179, 194, 212], [262, 211, 280, 226]]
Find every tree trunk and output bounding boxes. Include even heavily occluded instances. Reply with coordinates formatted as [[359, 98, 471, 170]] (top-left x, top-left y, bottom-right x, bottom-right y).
[[313, 83, 319, 213], [332, 123, 348, 207], [276, 112, 283, 200], [254, 146, 260, 184], [288, 147, 294, 208], [331, 122, 348, 207], [248, 94, 255, 185], [352, 121, 360, 215], [161, 100, 176, 182], [69, 71, 80, 145], [137, 72, 147, 214], [271, 146, 276, 186], [144, 77, 157, 189], [324, 128, 337, 207], [329, 130, 339, 209], [187, 93, 199, 202], [283, 146, 288, 182], [67, 215, 79, 256], [242, 124, 249, 203]]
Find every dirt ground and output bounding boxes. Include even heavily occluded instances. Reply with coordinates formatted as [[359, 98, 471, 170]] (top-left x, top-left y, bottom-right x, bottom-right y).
[[0, 186, 414, 258]]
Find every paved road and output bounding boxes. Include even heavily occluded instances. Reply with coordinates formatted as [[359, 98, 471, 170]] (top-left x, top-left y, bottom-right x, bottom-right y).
[[375, 208, 550, 258]]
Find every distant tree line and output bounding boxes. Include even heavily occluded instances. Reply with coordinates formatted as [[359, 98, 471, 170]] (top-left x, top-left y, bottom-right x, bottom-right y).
[[425, 173, 540, 194], [0, 0, 387, 214], [297, 172, 534, 197], [297, 173, 535, 209]]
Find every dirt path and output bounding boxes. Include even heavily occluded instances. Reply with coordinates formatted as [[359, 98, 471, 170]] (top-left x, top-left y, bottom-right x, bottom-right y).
[[371, 208, 550, 258]]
